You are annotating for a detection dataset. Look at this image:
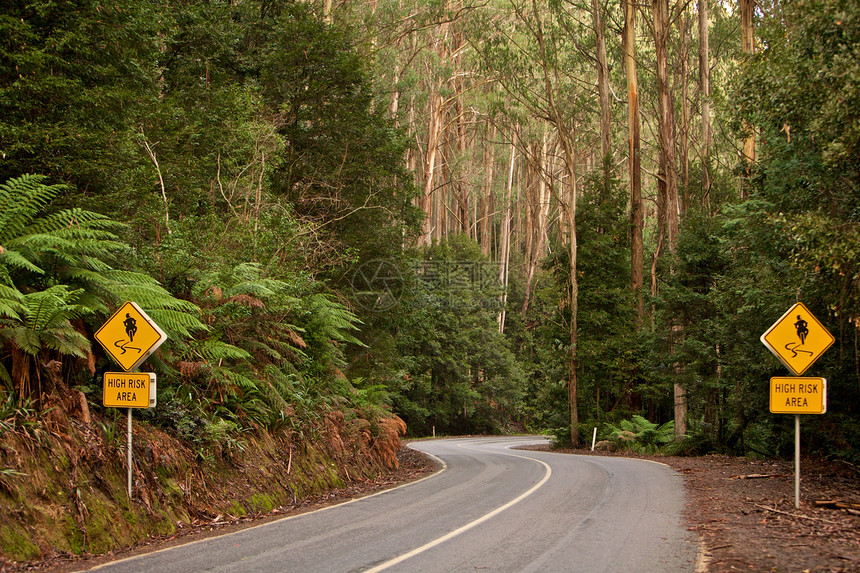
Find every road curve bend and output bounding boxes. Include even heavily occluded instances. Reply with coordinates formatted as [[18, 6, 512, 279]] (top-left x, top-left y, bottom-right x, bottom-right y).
[[86, 436, 699, 573]]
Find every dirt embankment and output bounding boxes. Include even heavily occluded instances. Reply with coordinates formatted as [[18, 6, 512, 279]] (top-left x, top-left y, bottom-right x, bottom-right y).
[[0, 408, 410, 572]]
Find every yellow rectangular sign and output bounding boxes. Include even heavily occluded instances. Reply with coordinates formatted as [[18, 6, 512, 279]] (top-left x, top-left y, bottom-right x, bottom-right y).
[[769, 377, 827, 414], [103, 372, 153, 409]]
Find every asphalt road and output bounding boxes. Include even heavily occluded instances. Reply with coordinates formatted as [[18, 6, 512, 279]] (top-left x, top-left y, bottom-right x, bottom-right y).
[[88, 436, 699, 572]]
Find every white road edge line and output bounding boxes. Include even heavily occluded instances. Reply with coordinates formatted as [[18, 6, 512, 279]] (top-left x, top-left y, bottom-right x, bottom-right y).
[[85, 444, 448, 571], [363, 440, 552, 573]]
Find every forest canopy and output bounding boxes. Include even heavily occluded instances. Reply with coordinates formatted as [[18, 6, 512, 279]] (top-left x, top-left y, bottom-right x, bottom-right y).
[[0, 0, 858, 461]]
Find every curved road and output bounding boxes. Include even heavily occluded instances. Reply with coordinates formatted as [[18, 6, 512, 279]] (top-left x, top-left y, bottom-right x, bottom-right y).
[[88, 436, 699, 572]]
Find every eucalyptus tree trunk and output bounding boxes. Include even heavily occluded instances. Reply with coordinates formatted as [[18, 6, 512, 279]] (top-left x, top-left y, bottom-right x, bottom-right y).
[[653, 0, 679, 252], [480, 122, 497, 256], [451, 19, 471, 237], [740, 0, 756, 197], [679, 10, 691, 214], [592, 0, 611, 161], [532, 0, 580, 444], [521, 131, 550, 315], [497, 136, 516, 334], [523, 141, 536, 281], [418, 1, 452, 247], [419, 90, 444, 247], [698, 0, 712, 208], [537, 134, 551, 261], [436, 128, 447, 242], [653, 0, 686, 438], [559, 133, 580, 445], [623, 0, 644, 327], [455, 94, 470, 236]]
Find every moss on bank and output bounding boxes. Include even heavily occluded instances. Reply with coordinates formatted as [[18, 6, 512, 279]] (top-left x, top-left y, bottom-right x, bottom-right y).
[[0, 408, 405, 565]]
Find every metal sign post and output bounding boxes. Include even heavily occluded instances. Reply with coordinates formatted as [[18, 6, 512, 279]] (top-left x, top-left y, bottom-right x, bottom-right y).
[[795, 415, 801, 509], [127, 408, 133, 498]]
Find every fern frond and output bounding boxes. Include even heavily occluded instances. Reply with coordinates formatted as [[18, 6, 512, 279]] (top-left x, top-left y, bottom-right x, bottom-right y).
[[144, 309, 207, 337], [0, 249, 45, 275], [243, 340, 283, 362], [30, 208, 124, 235], [192, 340, 251, 362], [23, 286, 89, 331], [37, 329, 89, 358], [0, 175, 63, 242], [0, 285, 25, 320], [11, 327, 42, 355]]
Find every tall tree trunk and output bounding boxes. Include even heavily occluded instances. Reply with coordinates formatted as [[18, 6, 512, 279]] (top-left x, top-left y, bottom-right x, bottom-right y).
[[418, 2, 451, 246], [679, 10, 691, 215], [498, 136, 516, 334], [533, 0, 580, 444], [624, 0, 644, 327], [592, 0, 611, 161], [436, 128, 448, 242], [698, 0, 712, 209], [653, 0, 686, 439], [453, 25, 471, 237], [522, 131, 550, 315], [561, 137, 579, 446], [480, 122, 497, 255], [523, 141, 536, 279], [537, 133, 551, 260], [419, 91, 444, 247], [653, 0, 679, 253], [740, 0, 756, 197]]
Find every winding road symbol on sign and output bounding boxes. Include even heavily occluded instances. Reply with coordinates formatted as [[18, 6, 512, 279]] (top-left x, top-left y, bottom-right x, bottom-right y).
[[114, 339, 141, 355]]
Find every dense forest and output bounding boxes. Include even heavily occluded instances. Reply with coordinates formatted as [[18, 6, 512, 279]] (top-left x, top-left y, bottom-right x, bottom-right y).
[[1, 0, 858, 469]]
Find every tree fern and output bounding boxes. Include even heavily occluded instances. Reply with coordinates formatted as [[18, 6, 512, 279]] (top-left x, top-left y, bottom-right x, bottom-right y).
[[7, 287, 91, 357], [0, 286, 92, 399], [0, 285, 25, 321], [0, 175, 207, 406], [302, 293, 364, 346], [603, 415, 675, 452], [0, 175, 59, 247]]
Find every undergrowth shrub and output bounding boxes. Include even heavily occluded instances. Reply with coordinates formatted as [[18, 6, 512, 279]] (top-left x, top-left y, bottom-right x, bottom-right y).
[[603, 415, 674, 453]]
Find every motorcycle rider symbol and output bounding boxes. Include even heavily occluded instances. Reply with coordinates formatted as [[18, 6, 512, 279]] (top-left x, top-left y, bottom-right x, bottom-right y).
[[117, 314, 141, 355], [787, 315, 812, 358]]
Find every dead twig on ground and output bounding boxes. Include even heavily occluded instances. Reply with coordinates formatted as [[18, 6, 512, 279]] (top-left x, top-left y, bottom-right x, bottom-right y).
[[754, 503, 840, 524]]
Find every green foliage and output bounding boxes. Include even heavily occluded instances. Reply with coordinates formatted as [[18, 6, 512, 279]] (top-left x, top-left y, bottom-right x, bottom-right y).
[[603, 416, 675, 453], [0, 0, 159, 188], [719, 0, 860, 458], [381, 237, 525, 436], [2, 0, 857, 467]]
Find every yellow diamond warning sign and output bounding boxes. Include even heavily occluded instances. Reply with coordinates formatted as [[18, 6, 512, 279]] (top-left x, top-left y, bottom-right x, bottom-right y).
[[760, 302, 834, 376], [95, 301, 167, 371], [770, 377, 827, 414], [103, 372, 155, 409]]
